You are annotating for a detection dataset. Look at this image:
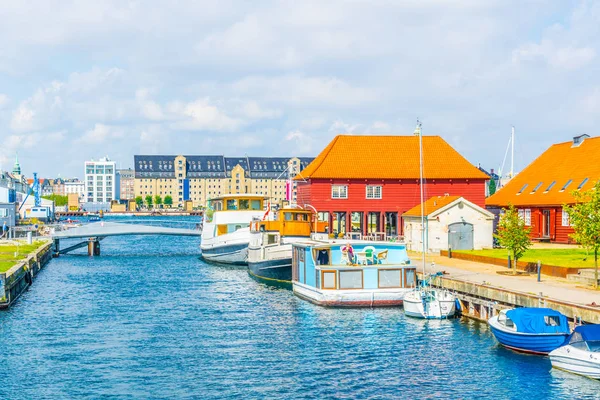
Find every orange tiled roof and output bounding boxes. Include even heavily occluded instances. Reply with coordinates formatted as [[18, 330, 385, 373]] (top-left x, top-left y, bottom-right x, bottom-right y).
[[295, 135, 488, 180], [403, 195, 462, 217], [486, 136, 600, 207]]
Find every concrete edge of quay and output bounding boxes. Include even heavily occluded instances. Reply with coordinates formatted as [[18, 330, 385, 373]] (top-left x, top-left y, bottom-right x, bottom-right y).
[[0, 240, 53, 309]]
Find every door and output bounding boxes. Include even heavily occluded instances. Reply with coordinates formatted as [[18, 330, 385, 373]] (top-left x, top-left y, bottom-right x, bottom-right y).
[[448, 222, 474, 250], [542, 210, 551, 238]]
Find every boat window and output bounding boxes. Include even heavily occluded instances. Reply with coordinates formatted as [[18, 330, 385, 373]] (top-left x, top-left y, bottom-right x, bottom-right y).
[[284, 212, 293, 221], [587, 341, 600, 352], [378, 269, 401, 288], [322, 271, 336, 289], [315, 249, 330, 265], [339, 270, 363, 289], [571, 341, 591, 351], [405, 269, 415, 287], [295, 213, 308, 221], [267, 234, 278, 245], [227, 199, 237, 210], [251, 200, 261, 210], [544, 316, 561, 327], [504, 318, 515, 328], [239, 199, 249, 210]]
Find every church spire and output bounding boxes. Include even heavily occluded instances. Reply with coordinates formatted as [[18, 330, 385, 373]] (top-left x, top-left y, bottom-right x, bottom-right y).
[[13, 153, 21, 176]]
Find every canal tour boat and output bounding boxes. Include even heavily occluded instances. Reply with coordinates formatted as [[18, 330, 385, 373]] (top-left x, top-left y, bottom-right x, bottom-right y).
[[550, 324, 600, 379], [200, 194, 268, 265], [248, 206, 327, 287], [291, 241, 417, 307], [488, 308, 570, 354]]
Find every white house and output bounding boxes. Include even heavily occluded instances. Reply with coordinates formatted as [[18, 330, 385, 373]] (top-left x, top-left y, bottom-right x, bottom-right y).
[[403, 195, 494, 253], [84, 157, 116, 203]]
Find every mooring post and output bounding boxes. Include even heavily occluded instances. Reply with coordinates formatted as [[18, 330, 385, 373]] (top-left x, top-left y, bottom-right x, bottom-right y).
[[448, 247, 452, 259], [53, 239, 60, 257], [537, 260, 541, 282]]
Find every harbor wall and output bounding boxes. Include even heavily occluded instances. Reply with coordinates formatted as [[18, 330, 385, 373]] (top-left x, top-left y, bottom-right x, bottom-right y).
[[0, 240, 53, 309], [440, 250, 579, 278]]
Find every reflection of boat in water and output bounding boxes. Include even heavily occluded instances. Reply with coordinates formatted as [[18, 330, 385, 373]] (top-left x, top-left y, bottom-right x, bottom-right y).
[[488, 308, 570, 354], [291, 241, 416, 307], [248, 206, 327, 287], [200, 194, 268, 265], [550, 324, 600, 379]]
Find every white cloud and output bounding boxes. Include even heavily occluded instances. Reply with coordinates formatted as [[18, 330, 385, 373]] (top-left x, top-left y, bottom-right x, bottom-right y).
[[0, 94, 9, 109], [513, 40, 596, 69], [168, 98, 241, 131], [76, 123, 123, 144]]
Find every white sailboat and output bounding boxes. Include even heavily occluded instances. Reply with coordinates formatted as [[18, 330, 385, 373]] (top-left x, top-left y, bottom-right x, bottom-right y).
[[403, 120, 456, 319]]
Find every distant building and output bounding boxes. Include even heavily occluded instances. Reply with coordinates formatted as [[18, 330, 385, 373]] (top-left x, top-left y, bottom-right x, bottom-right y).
[[295, 135, 488, 238], [134, 155, 313, 207], [477, 165, 501, 197], [486, 134, 599, 244], [64, 179, 85, 201], [117, 168, 135, 200], [84, 157, 116, 203]]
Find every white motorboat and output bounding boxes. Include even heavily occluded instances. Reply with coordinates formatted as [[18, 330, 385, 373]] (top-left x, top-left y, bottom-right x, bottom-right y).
[[550, 324, 600, 379], [403, 121, 456, 319], [200, 194, 268, 265]]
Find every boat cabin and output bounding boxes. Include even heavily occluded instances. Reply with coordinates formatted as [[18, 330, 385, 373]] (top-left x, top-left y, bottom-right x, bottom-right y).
[[208, 194, 266, 213], [250, 207, 328, 241], [292, 242, 416, 293], [497, 308, 570, 334], [204, 194, 268, 236]]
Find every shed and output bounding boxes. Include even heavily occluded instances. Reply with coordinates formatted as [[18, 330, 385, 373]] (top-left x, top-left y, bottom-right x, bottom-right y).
[[403, 196, 494, 253]]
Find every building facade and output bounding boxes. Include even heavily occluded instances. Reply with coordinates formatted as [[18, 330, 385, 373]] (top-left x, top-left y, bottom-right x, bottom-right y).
[[84, 157, 116, 203], [486, 134, 599, 244], [295, 135, 488, 238], [134, 155, 313, 207], [117, 168, 135, 200], [64, 179, 85, 201]]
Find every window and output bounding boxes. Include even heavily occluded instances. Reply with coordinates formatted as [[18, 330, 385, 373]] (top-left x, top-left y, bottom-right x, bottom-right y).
[[530, 182, 543, 194], [366, 185, 382, 199], [524, 209, 531, 226], [331, 185, 348, 199], [378, 269, 401, 288], [562, 208, 570, 227], [322, 271, 336, 289], [560, 179, 573, 192], [339, 270, 363, 289], [544, 181, 556, 193], [517, 184, 528, 195], [577, 177, 589, 190]]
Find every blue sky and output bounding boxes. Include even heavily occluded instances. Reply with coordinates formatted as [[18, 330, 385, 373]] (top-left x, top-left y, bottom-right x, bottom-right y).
[[0, 1, 597, 178]]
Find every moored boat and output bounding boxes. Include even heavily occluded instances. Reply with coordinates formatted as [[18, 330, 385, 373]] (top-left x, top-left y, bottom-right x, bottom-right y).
[[247, 206, 327, 287], [291, 241, 416, 307], [200, 194, 268, 265], [488, 308, 570, 354], [550, 324, 600, 379], [403, 272, 456, 319]]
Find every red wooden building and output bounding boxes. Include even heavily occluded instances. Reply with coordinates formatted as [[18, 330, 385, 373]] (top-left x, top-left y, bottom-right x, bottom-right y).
[[295, 135, 488, 237], [486, 134, 599, 244]]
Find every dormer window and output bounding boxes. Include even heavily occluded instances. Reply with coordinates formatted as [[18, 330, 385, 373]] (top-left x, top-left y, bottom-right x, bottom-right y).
[[544, 181, 556, 193], [577, 177, 589, 190], [572, 134, 590, 147], [530, 182, 543, 194], [517, 184, 528, 195], [559, 179, 573, 192]]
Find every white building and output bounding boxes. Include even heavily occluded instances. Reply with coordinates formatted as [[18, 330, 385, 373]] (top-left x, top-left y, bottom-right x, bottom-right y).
[[403, 196, 494, 253], [84, 157, 116, 203], [64, 180, 86, 201]]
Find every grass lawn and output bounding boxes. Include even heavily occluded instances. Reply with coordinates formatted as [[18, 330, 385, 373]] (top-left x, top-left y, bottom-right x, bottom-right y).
[[455, 248, 597, 269], [0, 241, 47, 273]]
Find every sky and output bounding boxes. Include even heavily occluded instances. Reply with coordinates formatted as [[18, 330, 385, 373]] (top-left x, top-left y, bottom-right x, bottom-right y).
[[0, 0, 598, 179]]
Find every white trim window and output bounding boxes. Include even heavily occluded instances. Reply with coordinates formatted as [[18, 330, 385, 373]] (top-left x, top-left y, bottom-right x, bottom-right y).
[[331, 185, 348, 199], [562, 208, 570, 227], [366, 185, 382, 199], [524, 209, 531, 226]]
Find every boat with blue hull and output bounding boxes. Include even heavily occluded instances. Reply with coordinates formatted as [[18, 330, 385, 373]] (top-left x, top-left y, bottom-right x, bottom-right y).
[[291, 241, 416, 307], [488, 308, 570, 354]]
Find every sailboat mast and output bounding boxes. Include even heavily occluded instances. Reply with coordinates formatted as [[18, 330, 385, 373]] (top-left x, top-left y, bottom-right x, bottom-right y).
[[416, 120, 426, 274], [510, 126, 515, 179]]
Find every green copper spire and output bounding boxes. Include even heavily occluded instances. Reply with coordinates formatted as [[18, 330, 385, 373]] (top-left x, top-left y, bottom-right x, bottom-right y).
[[13, 153, 21, 175]]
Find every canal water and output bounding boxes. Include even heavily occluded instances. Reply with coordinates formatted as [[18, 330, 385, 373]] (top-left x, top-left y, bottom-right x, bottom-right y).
[[1, 217, 598, 399]]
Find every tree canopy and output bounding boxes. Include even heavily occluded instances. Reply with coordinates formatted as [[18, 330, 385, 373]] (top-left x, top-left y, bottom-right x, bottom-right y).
[[42, 194, 68, 206], [494, 204, 531, 272], [164, 195, 173, 206]]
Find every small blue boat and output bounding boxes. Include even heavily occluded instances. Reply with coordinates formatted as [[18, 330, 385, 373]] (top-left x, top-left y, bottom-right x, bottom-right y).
[[488, 308, 570, 354]]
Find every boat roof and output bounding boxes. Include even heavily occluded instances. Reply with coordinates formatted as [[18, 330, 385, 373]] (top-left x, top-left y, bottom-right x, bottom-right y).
[[506, 308, 570, 334], [209, 194, 269, 201], [573, 324, 600, 341], [293, 240, 406, 249]]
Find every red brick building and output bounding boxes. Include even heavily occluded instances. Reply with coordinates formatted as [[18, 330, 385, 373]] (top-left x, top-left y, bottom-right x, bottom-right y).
[[486, 134, 599, 243], [295, 135, 488, 237]]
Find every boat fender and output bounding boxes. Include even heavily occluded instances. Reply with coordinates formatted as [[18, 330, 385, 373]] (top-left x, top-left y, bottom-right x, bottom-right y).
[[454, 298, 461, 312]]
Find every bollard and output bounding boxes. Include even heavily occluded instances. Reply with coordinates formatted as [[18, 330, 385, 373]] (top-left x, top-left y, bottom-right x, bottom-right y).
[[27, 231, 33, 244], [537, 260, 541, 282], [508, 255, 511, 269], [448, 247, 452, 259]]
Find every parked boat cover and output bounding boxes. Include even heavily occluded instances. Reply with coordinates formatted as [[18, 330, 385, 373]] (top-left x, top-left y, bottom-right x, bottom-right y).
[[506, 308, 569, 334], [570, 325, 600, 342]]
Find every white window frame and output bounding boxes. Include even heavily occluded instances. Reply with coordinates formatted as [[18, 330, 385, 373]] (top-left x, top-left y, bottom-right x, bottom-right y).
[[524, 209, 531, 226], [331, 185, 348, 199], [366, 185, 382, 199], [562, 208, 570, 227]]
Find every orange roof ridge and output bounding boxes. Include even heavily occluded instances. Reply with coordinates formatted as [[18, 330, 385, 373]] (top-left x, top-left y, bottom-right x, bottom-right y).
[[403, 195, 462, 217]]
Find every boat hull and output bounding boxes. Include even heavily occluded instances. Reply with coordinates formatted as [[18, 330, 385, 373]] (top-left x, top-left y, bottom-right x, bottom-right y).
[[488, 316, 569, 354], [403, 292, 456, 319], [550, 346, 600, 379], [200, 243, 249, 265], [248, 258, 292, 288], [293, 282, 410, 307]]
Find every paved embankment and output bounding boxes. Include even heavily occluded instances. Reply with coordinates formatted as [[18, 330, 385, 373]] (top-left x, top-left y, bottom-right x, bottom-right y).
[[411, 253, 600, 323], [0, 240, 53, 309]]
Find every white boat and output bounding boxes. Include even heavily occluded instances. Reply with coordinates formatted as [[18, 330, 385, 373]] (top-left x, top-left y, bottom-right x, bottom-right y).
[[550, 324, 600, 379], [200, 194, 268, 265], [403, 120, 456, 319]]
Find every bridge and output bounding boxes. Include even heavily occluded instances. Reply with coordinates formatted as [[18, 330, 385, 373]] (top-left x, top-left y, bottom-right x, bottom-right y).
[[51, 222, 202, 256]]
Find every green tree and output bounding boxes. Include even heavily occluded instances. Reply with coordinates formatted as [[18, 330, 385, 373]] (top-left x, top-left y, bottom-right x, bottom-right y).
[[488, 179, 497, 196], [564, 181, 600, 288], [135, 196, 143, 209], [145, 195, 153, 208], [154, 195, 163, 207], [42, 194, 68, 206], [494, 204, 531, 273], [164, 195, 173, 207]]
